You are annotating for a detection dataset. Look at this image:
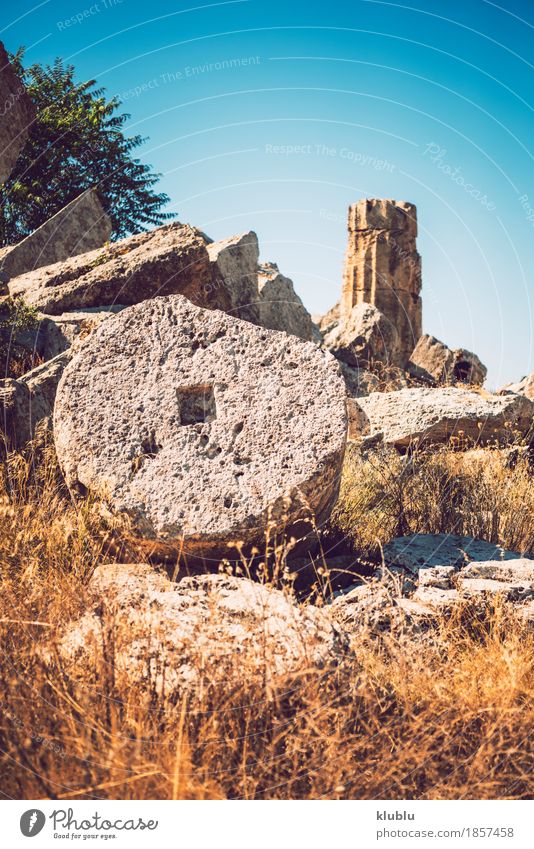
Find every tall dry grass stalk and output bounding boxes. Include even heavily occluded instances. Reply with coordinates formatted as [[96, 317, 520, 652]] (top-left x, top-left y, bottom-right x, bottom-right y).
[[332, 443, 533, 558], [0, 439, 532, 800]]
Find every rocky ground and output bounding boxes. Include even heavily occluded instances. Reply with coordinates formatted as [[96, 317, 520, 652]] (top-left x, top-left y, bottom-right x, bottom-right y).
[[0, 445, 532, 799], [1, 45, 532, 801], [0, 210, 531, 797]]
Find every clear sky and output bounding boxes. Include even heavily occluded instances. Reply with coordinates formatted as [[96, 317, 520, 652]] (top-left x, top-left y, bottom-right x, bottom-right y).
[[3, 0, 533, 387]]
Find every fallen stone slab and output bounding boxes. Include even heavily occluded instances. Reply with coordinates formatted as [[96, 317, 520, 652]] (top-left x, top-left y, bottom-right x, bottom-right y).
[[457, 576, 534, 602], [453, 348, 487, 386], [328, 582, 403, 634], [8, 222, 218, 315], [340, 363, 380, 399], [0, 305, 126, 367], [383, 533, 523, 576], [37, 306, 126, 360], [413, 556, 534, 614], [352, 387, 533, 448], [460, 559, 534, 582], [206, 231, 260, 324], [418, 565, 456, 589], [314, 301, 340, 337], [328, 580, 442, 637], [0, 350, 71, 449], [402, 588, 460, 614], [500, 373, 534, 400], [408, 334, 454, 384], [323, 303, 401, 369], [408, 334, 487, 387], [0, 42, 35, 183], [0, 190, 112, 281], [329, 554, 534, 637], [54, 295, 347, 562], [257, 262, 315, 341], [57, 564, 348, 697]]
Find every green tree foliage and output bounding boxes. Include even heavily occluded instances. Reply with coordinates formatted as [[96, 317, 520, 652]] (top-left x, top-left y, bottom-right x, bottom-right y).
[[0, 50, 174, 245]]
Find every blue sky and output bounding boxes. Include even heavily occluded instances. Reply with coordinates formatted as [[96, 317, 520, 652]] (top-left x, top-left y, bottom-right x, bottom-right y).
[[3, 0, 533, 386]]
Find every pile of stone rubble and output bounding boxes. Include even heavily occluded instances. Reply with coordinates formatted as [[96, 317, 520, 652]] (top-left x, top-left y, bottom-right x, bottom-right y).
[[1, 46, 532, 691]]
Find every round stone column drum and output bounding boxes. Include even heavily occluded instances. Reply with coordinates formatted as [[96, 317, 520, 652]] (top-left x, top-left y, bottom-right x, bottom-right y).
[[54, 295, 347, 562]]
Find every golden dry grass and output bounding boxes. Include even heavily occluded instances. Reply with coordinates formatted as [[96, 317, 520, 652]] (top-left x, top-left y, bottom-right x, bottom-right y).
[[0, 440, 533, 800], [332, 442, 534, 558]]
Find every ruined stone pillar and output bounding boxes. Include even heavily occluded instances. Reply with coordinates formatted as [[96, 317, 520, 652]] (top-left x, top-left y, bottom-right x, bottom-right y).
[[341, 199, 422, 366]]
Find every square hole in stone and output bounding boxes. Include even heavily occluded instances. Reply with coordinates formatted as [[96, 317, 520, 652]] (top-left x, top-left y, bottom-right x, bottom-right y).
[[178, 383, 216, 425]]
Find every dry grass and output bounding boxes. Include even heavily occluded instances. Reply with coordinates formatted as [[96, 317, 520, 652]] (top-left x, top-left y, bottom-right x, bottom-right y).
[[333, 442, 534, 558], [0, 440, 533, 800]]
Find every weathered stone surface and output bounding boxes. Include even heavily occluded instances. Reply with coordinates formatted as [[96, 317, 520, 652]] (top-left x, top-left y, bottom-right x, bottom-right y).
[[330, 555, 534, 637], [408, 335, 454, 384], [38, 306, 125, 360], [0, 190, 111, 281], [0, 306, 124, 372], [8, 222, 217, 315], [329, 580, 438, 637], [352, 387, 534, 449], [500, 373, 534, 400], [460, 560, 534, 582], [383, 533, 523, 576], [414, 557, 534, 613], [322, 302, 401, 370], [348, 198, 418, 235], [340, 363, 380, 399], [57, 564, 348, 696], [453, 348, 487, 386], [314, 302, 341, 337], [457, 576, 534, 602], [341, 199, 422, 366], [410, 586, 460, 611], [418, 565, 456, 589], [0, 42, 35, 183], [347, 397, 371, 440], [257, 262, 314, 341], [0, 350, 71, 448], [54, 295, 347, 561], [408, 335, 487, 387], [206, 231, 260, 324]]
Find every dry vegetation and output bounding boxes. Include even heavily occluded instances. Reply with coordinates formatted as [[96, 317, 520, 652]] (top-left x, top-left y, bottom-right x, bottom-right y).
[[0, 436, 533, 800], [333, 442, 533, 558]]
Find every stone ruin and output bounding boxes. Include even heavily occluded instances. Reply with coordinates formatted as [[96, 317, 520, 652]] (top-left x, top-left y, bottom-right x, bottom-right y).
[[0, 42, 532, 688], [0, 47, 112, 291], [54, 295, 347, 563], [0, 42, 35, 184], [0, 43, 528, 570], [341, 198, 422, 367], [0, 189, 111, 282]]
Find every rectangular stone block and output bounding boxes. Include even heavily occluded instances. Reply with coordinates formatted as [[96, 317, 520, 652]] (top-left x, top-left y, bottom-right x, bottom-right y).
[[0, 189, 112, 280]]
